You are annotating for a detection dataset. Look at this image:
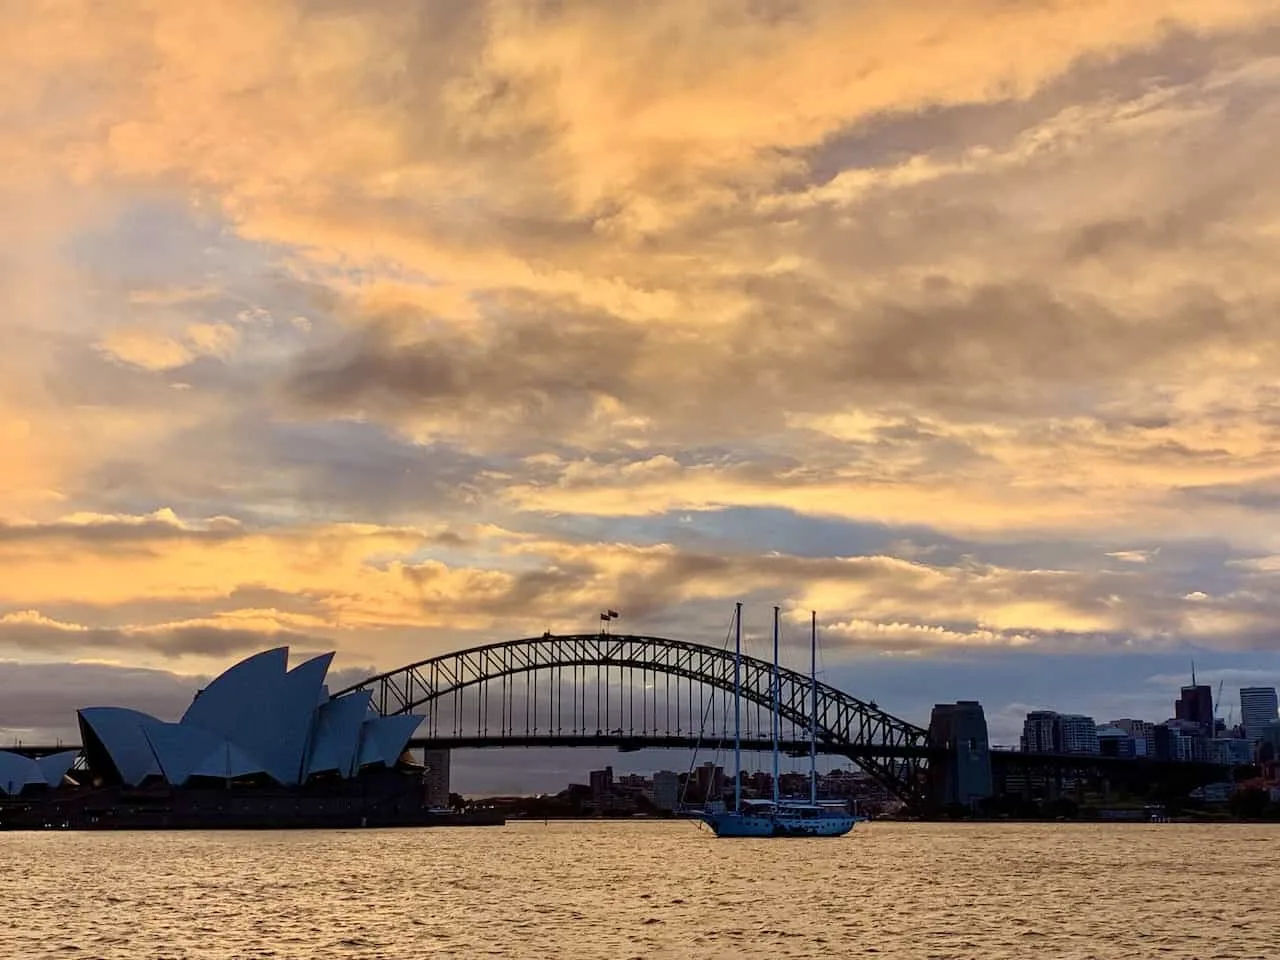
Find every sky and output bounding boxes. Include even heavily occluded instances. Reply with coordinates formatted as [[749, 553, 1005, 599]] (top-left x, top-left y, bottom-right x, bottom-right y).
[[4, 1, 1280, 792]]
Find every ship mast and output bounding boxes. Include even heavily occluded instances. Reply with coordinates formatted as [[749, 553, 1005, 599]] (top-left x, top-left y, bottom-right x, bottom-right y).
[[810, 610, 818, 806], [772, 605, 780, 807], [733, 601, 742, 815]]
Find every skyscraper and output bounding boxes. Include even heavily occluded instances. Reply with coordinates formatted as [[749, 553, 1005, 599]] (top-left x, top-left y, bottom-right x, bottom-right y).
[[1021, 711, 1059, 753], [422, 749, 451, 809], [1019, 710, 1099, 754], [1240, 687, 1279, 741], [1058, 714, 1100, 755], [1175, 671, 1214, 737]]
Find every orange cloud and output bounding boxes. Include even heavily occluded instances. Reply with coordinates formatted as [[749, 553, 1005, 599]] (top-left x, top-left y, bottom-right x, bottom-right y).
[[4, 0, 1280, 688]]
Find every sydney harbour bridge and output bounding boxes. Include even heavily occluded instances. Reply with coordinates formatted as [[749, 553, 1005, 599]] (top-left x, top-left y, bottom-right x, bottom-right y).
[[331, 632, 936, 805], [18, 631, 1230, 811]]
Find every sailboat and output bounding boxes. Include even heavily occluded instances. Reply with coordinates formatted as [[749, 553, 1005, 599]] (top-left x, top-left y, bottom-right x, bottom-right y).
[[697, 604, 857, 838]]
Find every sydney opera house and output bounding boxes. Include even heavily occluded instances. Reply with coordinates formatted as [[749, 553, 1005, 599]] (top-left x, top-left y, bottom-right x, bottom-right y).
[[1, 647, 500, 829]]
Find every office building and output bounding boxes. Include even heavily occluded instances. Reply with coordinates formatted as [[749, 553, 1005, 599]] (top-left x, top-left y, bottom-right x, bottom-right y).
[[1058, 714, 1100, 754], [1021, 711, 1060, 753], [651, 771, 679, 811], [1108, 719, 1155, 758], [1021, 710, 1099, 755], [422, 749, 451, 808], [1175, 677, 1214, 737], [1240, 687, 1279, 741], [1258, 722, 1280, 763], [1208, 738, 1253, 766], [589, 766, 614, 807], [1096, 727, 1134, 758], [691, 762, 724, 803]]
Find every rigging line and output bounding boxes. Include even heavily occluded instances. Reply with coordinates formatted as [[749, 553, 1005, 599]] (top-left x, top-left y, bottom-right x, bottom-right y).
[[678, 608, 740, 809]]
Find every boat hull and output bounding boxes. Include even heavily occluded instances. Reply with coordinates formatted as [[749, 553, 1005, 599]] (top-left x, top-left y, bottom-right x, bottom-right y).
[[699, 811, 856, 838]]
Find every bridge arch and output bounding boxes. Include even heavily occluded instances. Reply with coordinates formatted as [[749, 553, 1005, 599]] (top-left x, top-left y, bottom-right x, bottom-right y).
[[333, 633, 931, 803]]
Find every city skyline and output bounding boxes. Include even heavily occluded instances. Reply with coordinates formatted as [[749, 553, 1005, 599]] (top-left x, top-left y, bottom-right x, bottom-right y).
[[5, 3, 1280, 796]]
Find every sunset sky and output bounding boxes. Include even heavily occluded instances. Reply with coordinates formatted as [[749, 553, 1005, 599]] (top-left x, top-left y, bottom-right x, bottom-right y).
[[4, 1, 1280, 788]]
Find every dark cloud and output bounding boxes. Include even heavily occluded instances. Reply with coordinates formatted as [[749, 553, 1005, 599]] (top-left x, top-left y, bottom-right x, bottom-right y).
[[0, 657, 381, 745], [1178, 480, 1280, 512], [283, 271, 1278, 453], [80, 414, 498, 524], [0, 661, 201, 739], [0, 618, 317, 660]]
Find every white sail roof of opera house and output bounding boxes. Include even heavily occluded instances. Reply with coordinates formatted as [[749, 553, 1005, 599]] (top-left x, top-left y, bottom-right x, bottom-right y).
[[0, 749, 80, 796], [76, 647, 423, 788]]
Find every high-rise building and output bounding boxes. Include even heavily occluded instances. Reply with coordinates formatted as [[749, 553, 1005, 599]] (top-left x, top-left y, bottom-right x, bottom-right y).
[[1240, 687, 1279, 741], [589, 765, 613, 807], [651, 770, 680, 811], [691, 761, 724, 803], [422, 749, 451, 808], [1021, 711, 1059, 753], [1020, 710, 1099, 754], [1175, 675, 1214, 737], [1058, 714, 1099, 755], [1109, 719, 1155, 758]]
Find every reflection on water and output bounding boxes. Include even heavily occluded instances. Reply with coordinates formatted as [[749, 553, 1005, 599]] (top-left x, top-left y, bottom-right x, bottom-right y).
[[2, 821, 1276, 958]]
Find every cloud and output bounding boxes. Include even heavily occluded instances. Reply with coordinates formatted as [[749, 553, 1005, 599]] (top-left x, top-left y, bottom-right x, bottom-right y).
[[3, 0, 1280, 751], [0, 610, 316, 660], [1107, 550, 1157, 564], [0, 508, 242, 544], [96, 328, 195, 371], [5, 507, 1276, 670], [0, 661, 200, 741]]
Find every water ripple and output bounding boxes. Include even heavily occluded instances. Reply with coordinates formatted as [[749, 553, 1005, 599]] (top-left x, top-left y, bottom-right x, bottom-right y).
[[1, 822, 1277, 958]]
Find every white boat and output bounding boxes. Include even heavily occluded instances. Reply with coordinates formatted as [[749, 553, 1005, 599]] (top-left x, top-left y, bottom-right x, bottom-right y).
[[698, 605, 856, 839]]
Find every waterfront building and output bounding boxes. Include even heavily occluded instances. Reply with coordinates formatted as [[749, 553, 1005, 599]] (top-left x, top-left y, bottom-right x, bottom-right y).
[[1240, 688, 1279, 741], [1108, 719, 1155, 758], [690, 761, 724, 803], [77, 647, 422, 788], [1207, 738, 1253, 766], [616, 773, 650, 792], [0, 749, 79, 796], [1097, 727, 1135, 758], [1021, 710, 1098, 754], [1021, 711, 1060, 753], [1058, 714, 1100, 755], [1153, 723, 1198, 762], [1258, 722, 1280, 762], [423, 749, 450, 808], [818, 769, 867, 800], [778, 771, 809, 796], [589, 766, 614, 808], [651, 770, 679, 811], [745, 770, 773, 796]]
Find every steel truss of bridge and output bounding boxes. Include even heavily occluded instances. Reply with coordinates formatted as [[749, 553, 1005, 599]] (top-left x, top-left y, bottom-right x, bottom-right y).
[[334, 632, 934, 805]]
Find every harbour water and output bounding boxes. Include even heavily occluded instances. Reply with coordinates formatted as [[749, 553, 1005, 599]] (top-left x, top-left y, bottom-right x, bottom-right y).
[[3, 821, 1275, 958]]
